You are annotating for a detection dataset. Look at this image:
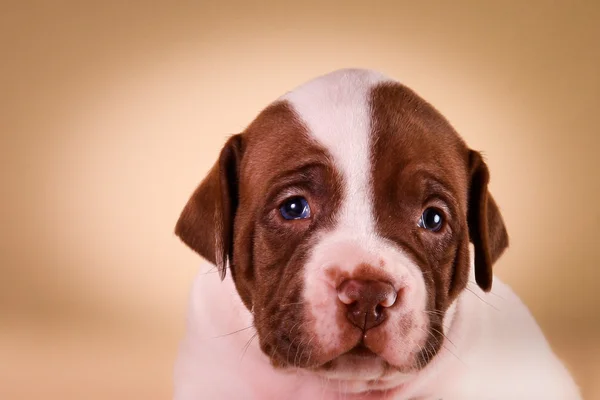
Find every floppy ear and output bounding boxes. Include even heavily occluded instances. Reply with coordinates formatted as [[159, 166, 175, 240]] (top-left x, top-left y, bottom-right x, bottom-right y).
[[175, 134, 244, 280], [467, 150, 509, 292]]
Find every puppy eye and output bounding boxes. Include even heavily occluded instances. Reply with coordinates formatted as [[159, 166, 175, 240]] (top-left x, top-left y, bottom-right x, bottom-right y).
[[419, 207, 444, 232], [279, 196, 311, 220]]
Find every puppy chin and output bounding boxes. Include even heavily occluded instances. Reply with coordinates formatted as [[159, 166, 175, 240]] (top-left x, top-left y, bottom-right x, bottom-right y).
[[316, 354, 386, 380], [313, 356, 416, 394], [310, 346, 418, 387]]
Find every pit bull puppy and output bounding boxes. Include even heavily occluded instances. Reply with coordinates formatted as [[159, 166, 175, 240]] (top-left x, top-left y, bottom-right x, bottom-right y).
[[173, 69, 581, 399]]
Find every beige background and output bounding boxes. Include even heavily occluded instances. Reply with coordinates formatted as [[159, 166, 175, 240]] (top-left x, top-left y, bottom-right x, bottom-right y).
[[1, 1, 599, 399]]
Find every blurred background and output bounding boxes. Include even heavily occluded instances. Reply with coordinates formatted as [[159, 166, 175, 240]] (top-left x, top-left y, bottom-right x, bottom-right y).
[[1, 1, 598, 399]]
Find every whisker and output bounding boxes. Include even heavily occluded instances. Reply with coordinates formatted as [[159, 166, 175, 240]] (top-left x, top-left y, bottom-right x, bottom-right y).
[[239, 332, 258, 361], [429, 326, 456, 349], [306, 347, 314, 369], [215, 310, 280, 339], [213, 325, 255, 338], [465, 287, 500, 311], [300, 334, 316, 367], [285, 321, 309, 366], [415, 325, 441, 365], [421, 310, 462, 345], [279, 301, 304, 308], [468, 280, 506, 300], [414, 339, 425, 370], [426, 328, 464, 366], [423, 309, 446, 315], [200, 267, 219, 275], [260, 326, 277, 344], [424, 339, 434, 363], [267, 331, 281, 363], [293, 335, 306, 367], [441, 342, 463, 365]]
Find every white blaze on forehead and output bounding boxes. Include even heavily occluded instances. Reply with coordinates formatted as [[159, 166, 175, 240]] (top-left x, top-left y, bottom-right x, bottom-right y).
[[281, 69, 390, 234], [282, 71, 429, 365]]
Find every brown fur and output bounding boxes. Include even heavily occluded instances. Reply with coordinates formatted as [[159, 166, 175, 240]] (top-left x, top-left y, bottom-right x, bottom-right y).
[[367, 81, 508, 366]]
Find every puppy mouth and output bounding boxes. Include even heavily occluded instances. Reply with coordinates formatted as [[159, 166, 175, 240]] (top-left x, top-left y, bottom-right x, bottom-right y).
[[313, 341, 389, 374], [263, 312, 438, 374], [309, 340, 418, 390], [342, 342, 380, 359]]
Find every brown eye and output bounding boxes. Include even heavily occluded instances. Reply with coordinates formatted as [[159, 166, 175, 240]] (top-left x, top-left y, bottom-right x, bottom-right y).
[[419, 207, 444, 232]]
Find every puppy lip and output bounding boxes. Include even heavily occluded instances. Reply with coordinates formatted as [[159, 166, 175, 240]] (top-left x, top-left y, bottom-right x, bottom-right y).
[[344, 343, 379, 359]]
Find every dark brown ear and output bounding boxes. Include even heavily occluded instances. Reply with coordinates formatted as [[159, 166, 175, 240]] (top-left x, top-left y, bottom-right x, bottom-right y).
[[175, 134, 244, 280], [467, 150, 509, 292]]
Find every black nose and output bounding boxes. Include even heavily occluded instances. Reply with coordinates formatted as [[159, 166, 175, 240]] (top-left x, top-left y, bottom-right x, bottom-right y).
[[337, 279, 397, 331]]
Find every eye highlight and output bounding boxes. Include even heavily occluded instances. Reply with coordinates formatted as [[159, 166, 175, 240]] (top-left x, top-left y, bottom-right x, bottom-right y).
[[419, 207, 444, 232], [279, 196, 311, 220]]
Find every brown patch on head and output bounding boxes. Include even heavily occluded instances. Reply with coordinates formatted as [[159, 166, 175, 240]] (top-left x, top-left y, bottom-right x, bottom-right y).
[[175, 100, 345, 368], [240, 103, 348, 368], [368, 81, 508, 367], [370, 82, 472, 309]]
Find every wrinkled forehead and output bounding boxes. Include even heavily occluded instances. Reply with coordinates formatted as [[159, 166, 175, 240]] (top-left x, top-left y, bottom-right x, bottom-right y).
[[240, 69, 468, 196]]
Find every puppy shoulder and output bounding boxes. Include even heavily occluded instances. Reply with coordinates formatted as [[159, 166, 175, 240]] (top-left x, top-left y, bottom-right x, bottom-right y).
[[452, 277, 582, 399], [174, 263, 266, 399]]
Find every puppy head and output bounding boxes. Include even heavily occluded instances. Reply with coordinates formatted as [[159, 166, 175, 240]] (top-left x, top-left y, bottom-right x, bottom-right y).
[[175, 69, 508, 391]]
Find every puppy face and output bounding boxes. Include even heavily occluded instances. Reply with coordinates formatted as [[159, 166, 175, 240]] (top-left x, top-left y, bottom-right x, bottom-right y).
[[175, 70, 508, 390]]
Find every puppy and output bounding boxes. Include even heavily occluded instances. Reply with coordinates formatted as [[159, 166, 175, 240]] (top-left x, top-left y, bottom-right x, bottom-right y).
[[173, 69, 581, 399]]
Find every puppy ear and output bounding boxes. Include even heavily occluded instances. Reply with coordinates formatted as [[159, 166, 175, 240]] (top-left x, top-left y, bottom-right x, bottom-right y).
[[175, 134, 244, 280], [467, 150, 509, 292]]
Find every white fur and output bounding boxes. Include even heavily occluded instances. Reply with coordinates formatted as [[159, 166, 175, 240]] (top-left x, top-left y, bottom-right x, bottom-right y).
[[174, 70, 581, 399]]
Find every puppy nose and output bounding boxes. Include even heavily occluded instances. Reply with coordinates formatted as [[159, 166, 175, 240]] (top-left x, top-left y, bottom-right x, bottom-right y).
[[337, 279, 397, 331]]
